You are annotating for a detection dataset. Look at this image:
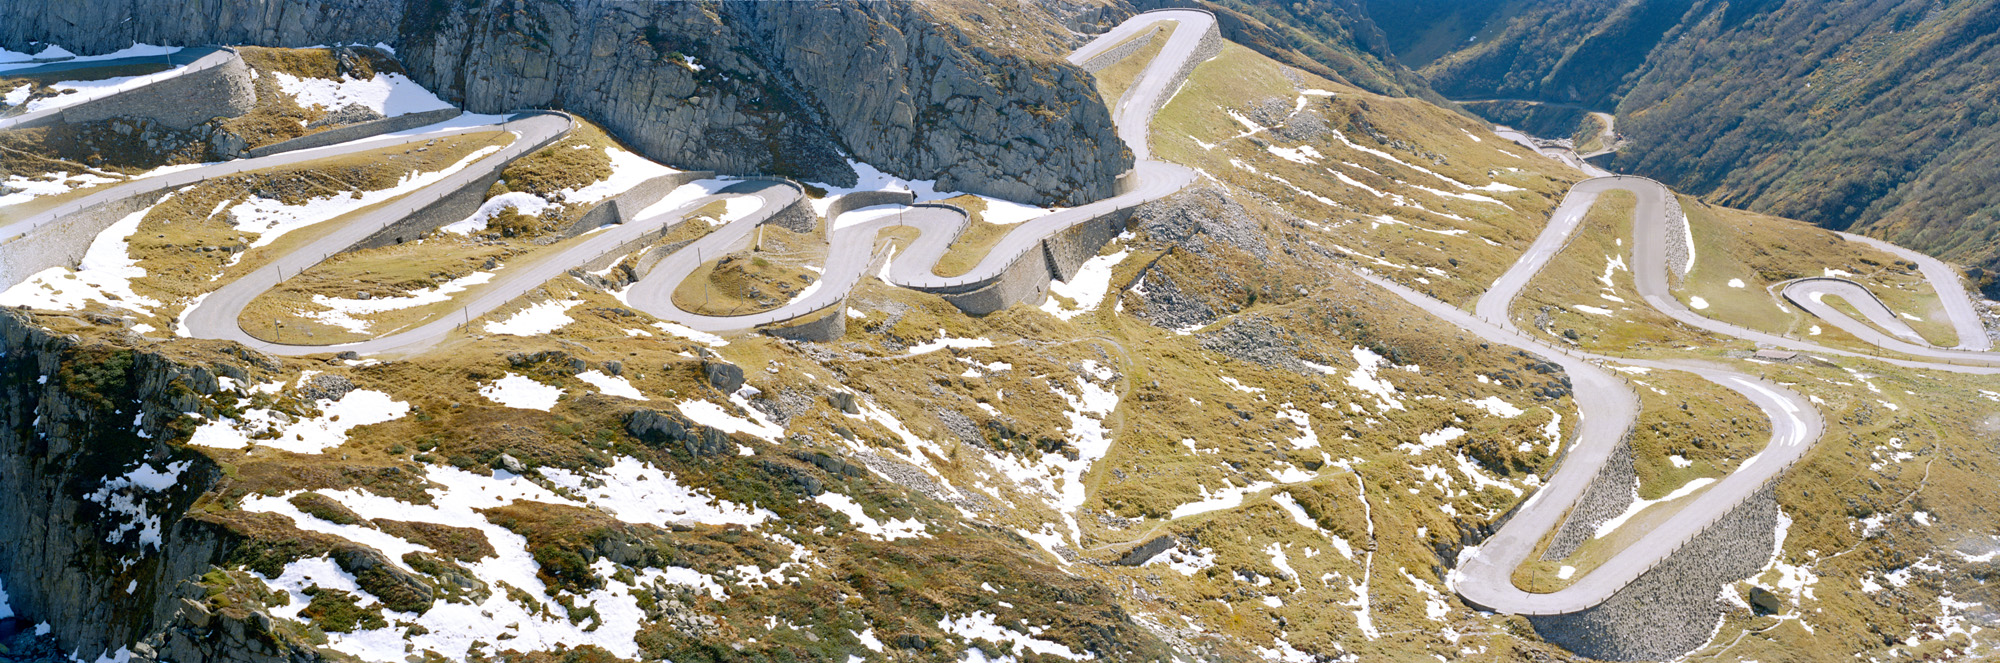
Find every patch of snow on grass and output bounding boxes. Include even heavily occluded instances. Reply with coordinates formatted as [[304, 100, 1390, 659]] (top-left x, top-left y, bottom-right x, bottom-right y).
[[1575, 304, 1615, 316], [1466, 396, 1523, 418], [0, 199, 162, 312], [479, 373, 563, 410], [186, 389, 409, 453], [1041, 247, 1131, 320], [244, 466, 728, 661], [1689, 296, 1710, 310], [1728, 278, 1746, 288], [0, 170, 120, 206], [906, 329, 995, 355], [1398, 427, 1464, 455], [484, 298, 580, 336], [576, 370, 646, 400], [1345, 346, 1405, 411], [1267, 144, 1323, 164], [233, 146, 502, 248], [937, 612, 1087, 661], [272, 70, 455, 116], [814, 492, 929, 541], [306, 271, 493, 332], [679, 398, 785, 441], [1593, 477, 1716, 539], [651, 321, 728, 346], [540, 456, 772, 527], [808, 160, 1060, 222]]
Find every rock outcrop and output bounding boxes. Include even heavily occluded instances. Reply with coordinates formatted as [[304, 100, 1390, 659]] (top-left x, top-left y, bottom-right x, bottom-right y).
[[0, 313, 270, 660], [0, 0, 1130, 206]]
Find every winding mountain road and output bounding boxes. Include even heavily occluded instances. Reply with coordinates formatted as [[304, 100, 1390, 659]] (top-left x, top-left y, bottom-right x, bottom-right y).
[[7, 8, 1991, 624]]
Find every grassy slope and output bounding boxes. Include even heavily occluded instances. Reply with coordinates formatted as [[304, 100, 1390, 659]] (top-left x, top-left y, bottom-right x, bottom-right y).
[[1679, 195, 1959, 348], [1149, 42, 1578, 306]]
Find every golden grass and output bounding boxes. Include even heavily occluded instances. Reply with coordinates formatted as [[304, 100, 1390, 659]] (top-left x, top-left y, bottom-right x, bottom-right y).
[[1092, 23, 1175, 110], [930, 195, 1016, 277], [1678, 195, 1956, 347], [116, 132, 513, 330], [1512, 190, 1719, 352], [1149, 42, 1580, 305], [669, 223, 827, 317]]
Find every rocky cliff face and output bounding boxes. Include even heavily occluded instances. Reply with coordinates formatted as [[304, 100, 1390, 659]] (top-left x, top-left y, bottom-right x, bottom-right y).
[[0, 0, 1129, 205]]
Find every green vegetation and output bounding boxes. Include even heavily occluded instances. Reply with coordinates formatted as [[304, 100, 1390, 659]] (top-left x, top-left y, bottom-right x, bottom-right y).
[[1510, 190, 1715, 351], [928, 195, 1015, 278], [1091, 24, 1175, 110], [1679, 195, 1957, 347]]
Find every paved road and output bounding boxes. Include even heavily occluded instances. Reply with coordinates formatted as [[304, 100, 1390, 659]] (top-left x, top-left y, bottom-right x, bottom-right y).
[[1491, 127, 1611, 177], [1442, 172, 2000, 615], [176, 113, 573, 355], [2, 111, 527, 246], [620, 10, 1210, 331], [0, 47, 232, 132], [1439, 174, 1824, 614], [94, 9, 1213, 349], [1807, 230, 1992, 352], [1597, 176, 2000, 369], [1782, 277, 1934, 348]]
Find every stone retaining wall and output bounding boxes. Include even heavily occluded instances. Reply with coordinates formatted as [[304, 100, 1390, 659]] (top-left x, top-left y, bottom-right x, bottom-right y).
[[1137, 15, 1221, 127], [1542, 434, 1637, 560], [560, 170, 716, 240], [945, 246, 1053, 315], [1660, 188, 1692, 287], [826, 190, 915, 221], [1043, 209, 1131, 282], [0, 186, 178, 289], [245, 108, 462, 158], [348, 113, 570, 251], [58, 51, 255, 130], [760, 305, 845, 342], [1528, 486, 1779, 661], [1078, 25, 1159, 73]]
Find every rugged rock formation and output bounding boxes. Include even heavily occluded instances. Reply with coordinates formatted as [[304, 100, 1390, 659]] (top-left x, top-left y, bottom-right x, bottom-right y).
[[0, 0, 1129, 206], [0, 313, 299, 662]]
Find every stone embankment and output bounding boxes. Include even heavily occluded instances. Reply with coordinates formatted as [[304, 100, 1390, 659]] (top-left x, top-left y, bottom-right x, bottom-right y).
[[1529, 487, 1779, 661], [1541, 435, 1636, 561]]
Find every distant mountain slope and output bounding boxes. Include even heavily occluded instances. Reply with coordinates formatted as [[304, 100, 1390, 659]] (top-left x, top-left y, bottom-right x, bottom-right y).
[[1372, 0, 2000, 286], [1131, 0, 1445, 103]]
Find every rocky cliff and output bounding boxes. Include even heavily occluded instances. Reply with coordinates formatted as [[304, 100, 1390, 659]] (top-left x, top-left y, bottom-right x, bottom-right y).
[[0, 0, 1129, 206], [0, 314, 311, 662]]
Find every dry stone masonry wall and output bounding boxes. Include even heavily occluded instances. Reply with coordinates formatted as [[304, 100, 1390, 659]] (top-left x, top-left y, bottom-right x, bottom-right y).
[[1528, 486, 1780, 661], [1078, 25, 1160, 73], [243, 107, 461, 158], [1541, 434, 1637, 561]]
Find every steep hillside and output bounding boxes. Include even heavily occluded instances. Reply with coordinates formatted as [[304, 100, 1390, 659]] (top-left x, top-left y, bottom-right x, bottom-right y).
[[6, 10, 2000, 663], [0, 0, 1128, 206], [1377, 0, 2000, 289], [1131, 0, 1444, 102]]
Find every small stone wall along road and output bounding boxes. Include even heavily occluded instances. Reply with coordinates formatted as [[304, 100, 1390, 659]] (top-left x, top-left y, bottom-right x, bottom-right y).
[[9, 10, 1217, 355], [1415, 173, 2000, 616], [12, 9, 1992, 624]]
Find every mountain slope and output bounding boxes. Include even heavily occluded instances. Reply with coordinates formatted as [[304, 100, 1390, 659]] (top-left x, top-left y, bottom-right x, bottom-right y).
[[1375, 0, 2000, 288], [0, 0, 1129, 206]]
